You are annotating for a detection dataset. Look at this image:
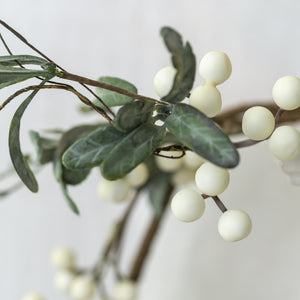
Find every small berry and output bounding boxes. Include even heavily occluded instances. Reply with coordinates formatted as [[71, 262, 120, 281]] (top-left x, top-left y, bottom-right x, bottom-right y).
[[54, 270, 75, 293], [195, 162, 230, 196], [153, 66, 177, 98], [242, 106, 275, 140], [70, 276, 95, 300], [51, 246, 75, 270], [21, 293, 45, 300], [113, 279, 137, 300], [171, 189, 205, 222], [199, 51, 232, 85], [272, 75, 300, 110], [189, 84, 222, 117], [125, 163, 149, 188], [218, 210, 252, 242], [155, 147, 183, 172], [98, 179, 131, 203], [268, 126, 300, 161], [171, 168, 195, 186], [183, 151, 205, 170]]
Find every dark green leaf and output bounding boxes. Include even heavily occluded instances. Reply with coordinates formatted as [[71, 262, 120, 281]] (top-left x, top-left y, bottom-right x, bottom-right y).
[[8, 79, 49, 193], [146, 172, 171, 217], [62, 125, 125, 170], [95, 76, 137, 107], [0, 55, 48, 66], [53, 151, 80, 215], [0, 66, 54, 89], [160, 27, 196, 103], [29, 130, 59, 164], [101, 123, 166, 180], [165, 103, 239, 168], [114, 100, 155, 132]]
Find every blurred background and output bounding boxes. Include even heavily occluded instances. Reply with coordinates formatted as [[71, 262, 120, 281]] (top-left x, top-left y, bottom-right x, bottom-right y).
[[1, 0, 300, 299]]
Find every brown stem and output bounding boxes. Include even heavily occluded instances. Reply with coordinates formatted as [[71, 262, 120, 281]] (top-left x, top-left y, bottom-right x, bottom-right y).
[[60, 71, 168, 105], [129, 184, 174, 281], [211, 196, 228, 213]]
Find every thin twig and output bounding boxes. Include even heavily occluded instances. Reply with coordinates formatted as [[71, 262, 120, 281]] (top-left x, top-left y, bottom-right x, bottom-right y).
[[211, 196, 228, 213]]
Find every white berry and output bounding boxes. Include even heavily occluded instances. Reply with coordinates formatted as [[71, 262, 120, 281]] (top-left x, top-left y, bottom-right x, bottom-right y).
[[155, 147, 183, 172], [189, 84, 222, 117], [70, 276, 95, 300], [171, 168, 195, 186], [199, 51, 232, 85], [125, 163, 149, 188], [113, 279, 137, 300], [218, 210, 252, 242], [242, 106, 275, 140], [97, 179, 131, 203], [51, 246, 75, 270], [272, 75, 300, 110], [153, 66, 177, 98], [21, 293, 46, 300], [195, 162, 230, 196], [54, 270, 75, 293], [171, 189, 205, 222], [268, 126, 300, 161], [184, 151, 205, 170]]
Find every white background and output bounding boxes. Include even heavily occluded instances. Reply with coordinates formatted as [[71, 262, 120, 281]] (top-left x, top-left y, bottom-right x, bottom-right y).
[[1, 0, 300, 299]]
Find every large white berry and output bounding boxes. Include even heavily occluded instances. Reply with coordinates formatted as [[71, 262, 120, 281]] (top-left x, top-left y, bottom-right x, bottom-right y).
[[21, 293, 46, 300], [171, 189, 205, 222], [153, 66, 177, 98], [54, 270, 75, 293], [98, 179, 131, 203], [189, 84, 222, 117], [113, 279, 137, 300], [218, 210, 252, 242], [155, 147, 184, 172], [195, 162, 230, 196], [70, 276, 95, 300], [125, 163, 149, 188], [242, 106, 275, 140], [268, 126, 300, 161], [272, 75, 300, 110], [199, 51, 232, 85], [51, 246, 75, 270], [183, 151, 205, 170]]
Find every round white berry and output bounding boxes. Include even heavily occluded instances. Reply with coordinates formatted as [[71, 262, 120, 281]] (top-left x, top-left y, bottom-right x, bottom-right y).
[[184, 151, 205, 170], [268, 126, 300, 161], [125, 163, 149, 188], [54, 270, 75, 293], [113, 280, 137, 300], [97, 179, 131, 203], [153, 66, 177, 98], [21, 293, 45, 300], [199, 51, 232, 85], [171, 168, 195, 186], [242, 106, 275, 140], [51, 246, 75, 270], [171, 189, 205, 222], [70, 276, 95, 300], [155, 148, 184, 172], [195, 162, 230, 196], [189, 84, 222, 117], [272, 75, 300, 110], [218, 209, 252, 242]]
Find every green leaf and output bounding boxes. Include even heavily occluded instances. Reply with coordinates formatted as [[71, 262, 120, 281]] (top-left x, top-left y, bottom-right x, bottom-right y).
[[165, 103, 239, 168], [8, 79, 49, 193], [0, 55, 48, 66], [146, 172, 171, 217], [101, 123, 166, 180], [95, 76, 137, 107], [160, 27, 196, 103], [0, 66, 54, 89], [114, 100, 155, 132], [29, 130, 59, 164], [62, 125, 125, 170], [53, 151, 80, 215]]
